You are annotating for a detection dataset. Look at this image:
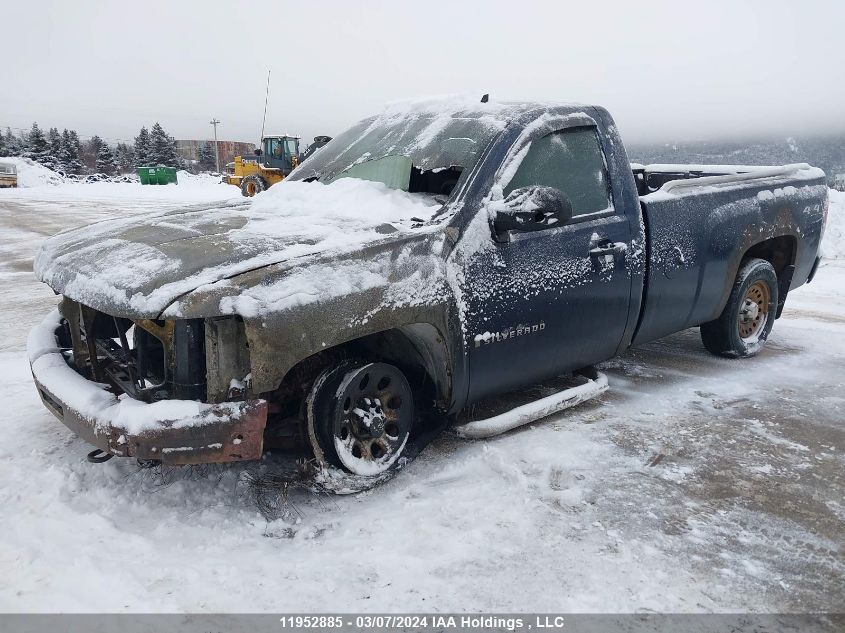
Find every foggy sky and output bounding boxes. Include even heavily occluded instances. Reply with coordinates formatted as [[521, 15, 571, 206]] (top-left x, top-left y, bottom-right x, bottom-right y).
[[3, 0, 843, 147]]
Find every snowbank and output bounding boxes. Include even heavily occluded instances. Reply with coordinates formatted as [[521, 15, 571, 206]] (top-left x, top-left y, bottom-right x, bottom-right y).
[[1, 156, 226, 190], [821, 188, 845, 259], [1, 157, 67, 187], [0, 157, 239, 204], [0, 156, 240, 202], [175, 170, 225, 187]]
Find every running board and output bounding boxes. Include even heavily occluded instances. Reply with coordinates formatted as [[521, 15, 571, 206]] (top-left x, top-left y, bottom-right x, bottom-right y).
[[452, 371, 609, 439]]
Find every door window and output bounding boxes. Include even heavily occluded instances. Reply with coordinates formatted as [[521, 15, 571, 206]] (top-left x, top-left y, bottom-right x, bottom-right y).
[[267, 138, 284, 158], [504, 127, 611, 217]]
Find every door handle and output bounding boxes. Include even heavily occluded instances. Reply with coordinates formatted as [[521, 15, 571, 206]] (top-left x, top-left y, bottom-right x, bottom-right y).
[[589, 236, 627, 270], [589, 237, 626, 256], [589, 243, 619, 256]]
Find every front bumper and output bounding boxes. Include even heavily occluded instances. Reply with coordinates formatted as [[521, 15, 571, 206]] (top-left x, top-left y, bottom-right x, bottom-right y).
[[28, 310, 268, 465]]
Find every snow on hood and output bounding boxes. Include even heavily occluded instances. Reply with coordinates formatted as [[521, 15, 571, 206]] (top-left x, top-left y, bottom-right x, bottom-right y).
[[34, 178, 441, 317]]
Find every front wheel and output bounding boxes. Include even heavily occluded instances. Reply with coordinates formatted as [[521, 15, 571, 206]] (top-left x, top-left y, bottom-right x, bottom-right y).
[[700, 258, 779, 358], [240, 174, 266, 197], [306, 361, 414, 476]]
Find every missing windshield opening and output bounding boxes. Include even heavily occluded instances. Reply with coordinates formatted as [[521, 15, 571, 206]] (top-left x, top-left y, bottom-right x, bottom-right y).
[[409, 166, 462, 196]]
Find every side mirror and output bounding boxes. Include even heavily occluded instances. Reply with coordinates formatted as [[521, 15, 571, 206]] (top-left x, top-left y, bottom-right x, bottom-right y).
[[492, 186, 573, 239], [254, 148, 262, 156]]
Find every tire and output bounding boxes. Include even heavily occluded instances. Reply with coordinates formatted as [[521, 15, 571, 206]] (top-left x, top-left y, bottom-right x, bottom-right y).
[[305, 360, 414, 476], [240, 174, 266, 197], [700, 258, 778, 358]]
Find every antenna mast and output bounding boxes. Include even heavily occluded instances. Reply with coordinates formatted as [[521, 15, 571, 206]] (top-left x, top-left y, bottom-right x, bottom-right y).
[[260, 69, 271, 142]]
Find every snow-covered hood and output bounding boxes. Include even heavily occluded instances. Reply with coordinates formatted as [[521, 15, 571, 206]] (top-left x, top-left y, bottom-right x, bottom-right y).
[[34, 179, 442, 318]]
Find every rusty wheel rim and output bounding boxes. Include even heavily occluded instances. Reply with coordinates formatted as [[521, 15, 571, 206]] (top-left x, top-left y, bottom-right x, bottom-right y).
[[737, 280, 770, 341], [245, 181, 256, 196]]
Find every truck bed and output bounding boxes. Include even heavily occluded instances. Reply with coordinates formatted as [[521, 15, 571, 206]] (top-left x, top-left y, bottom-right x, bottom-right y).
[[632, 162, 796, 196], [632, 164, 828, 345]]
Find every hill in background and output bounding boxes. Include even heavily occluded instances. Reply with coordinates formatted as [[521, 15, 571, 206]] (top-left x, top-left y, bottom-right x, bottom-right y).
[[628, 134, 845, 188]]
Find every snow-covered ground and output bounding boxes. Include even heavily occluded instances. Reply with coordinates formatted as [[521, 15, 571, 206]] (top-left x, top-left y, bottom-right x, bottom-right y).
[[822, 189, 845, 259], [0, 166, 843, 613]]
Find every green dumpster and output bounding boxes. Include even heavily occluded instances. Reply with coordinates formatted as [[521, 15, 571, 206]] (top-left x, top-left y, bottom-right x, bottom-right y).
[[137, 166, 178, 185], [137, 166, 155, 184], [155, 166, 178, 184]]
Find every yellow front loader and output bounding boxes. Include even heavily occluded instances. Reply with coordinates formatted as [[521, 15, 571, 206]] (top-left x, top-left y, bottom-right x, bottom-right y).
[[223, 135, 300, 197]]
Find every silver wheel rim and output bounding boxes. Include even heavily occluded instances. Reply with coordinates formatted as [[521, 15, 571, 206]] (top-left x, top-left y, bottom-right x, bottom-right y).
[[331, 363, 412, 476]]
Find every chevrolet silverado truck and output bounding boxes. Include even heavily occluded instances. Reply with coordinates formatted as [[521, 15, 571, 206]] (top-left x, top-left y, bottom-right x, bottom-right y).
[[28, 98, 829, 479]]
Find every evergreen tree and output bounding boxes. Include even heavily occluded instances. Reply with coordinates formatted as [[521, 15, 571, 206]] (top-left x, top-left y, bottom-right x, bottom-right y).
[[25, 123, 50, 164], [198, 140, 217, 171], [68, 130, 81, 158], [4, 128, 23, 156], [45, 127, 61, 170], [58, 129, 82, 174], [134, 126, 151, 165], [81, 135, 105, 172], [115, 143, 135, 173], [57, 130, 72, 172], [95, 140, 118, 175], [148, 122, 181, 168]]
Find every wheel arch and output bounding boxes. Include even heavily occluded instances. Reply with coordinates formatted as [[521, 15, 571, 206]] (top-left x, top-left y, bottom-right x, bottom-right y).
[[741, 234, 797, 277], [265, 321, 455, 420], [714, 234, 797, 320]]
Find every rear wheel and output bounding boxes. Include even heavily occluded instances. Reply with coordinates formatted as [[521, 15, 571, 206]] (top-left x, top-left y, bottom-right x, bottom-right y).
[[240, 174, 266, 197], [700, 258, 778, 358], [306, 361, 414, 476]]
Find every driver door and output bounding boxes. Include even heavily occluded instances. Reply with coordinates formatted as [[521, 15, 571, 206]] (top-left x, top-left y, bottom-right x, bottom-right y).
[[463, 126, 633, 403]]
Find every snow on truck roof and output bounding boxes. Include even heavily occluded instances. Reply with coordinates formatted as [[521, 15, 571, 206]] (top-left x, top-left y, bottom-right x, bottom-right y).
[[290, 96, 592, 184], [378, 95, 588, 116]]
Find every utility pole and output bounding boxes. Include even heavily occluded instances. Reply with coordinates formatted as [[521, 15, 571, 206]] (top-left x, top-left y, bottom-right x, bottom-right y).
[[209, 118, 221, 173]]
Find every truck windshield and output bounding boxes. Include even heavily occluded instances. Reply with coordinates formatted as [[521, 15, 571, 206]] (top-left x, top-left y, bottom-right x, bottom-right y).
[[288, 100, 523, 195]]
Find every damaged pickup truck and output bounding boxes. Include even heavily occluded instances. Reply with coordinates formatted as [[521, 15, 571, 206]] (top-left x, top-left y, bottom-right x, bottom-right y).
[[28, 98, 829, 479]]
